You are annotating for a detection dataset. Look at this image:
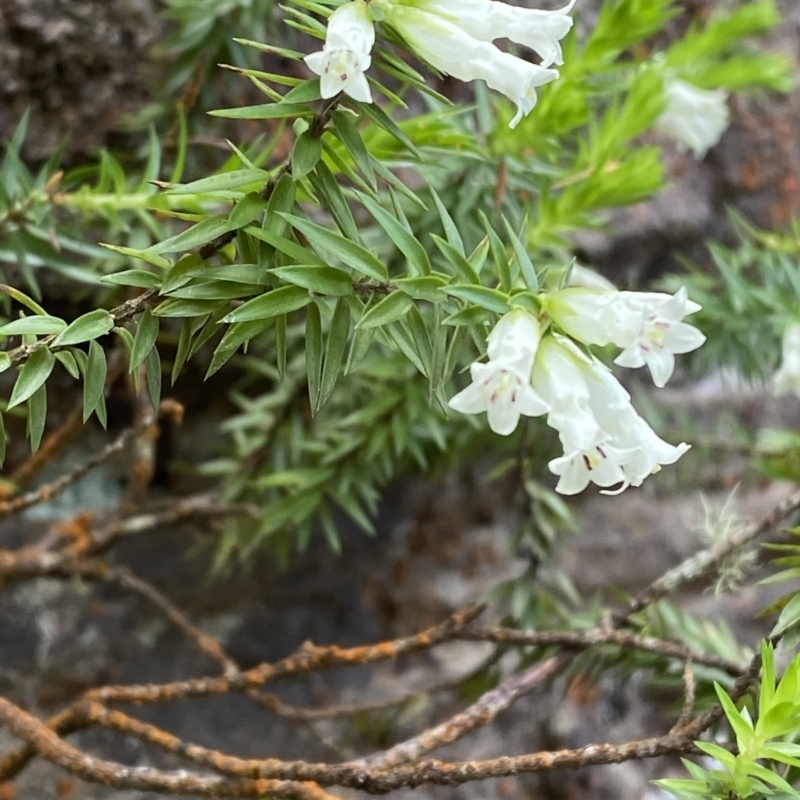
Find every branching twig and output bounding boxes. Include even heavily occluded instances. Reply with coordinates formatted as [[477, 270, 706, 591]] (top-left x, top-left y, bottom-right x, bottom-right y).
[[352, 655, 565, 769], [459, 626, 744, 674], [614, 483, 800, 624]]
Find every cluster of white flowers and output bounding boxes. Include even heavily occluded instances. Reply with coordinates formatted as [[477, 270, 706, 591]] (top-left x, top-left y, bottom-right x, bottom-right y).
[[305, 0, 575, 128], [449, 287, 706, 495]]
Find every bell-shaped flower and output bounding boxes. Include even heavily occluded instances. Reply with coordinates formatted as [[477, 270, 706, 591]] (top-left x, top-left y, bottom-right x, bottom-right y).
[[532, 335, 690, 493], [654, 79, 730, 160], [613, 287, 706, 387], [397, 0, 575, 67], [448, 310, 548, 435], [549, 437, 637, 496], [543, 286, 705, 387], [773, 322, 800, 398], [304, 0, 375, 102], [448, 360, 550, 436], [373, 0, 567, 127]]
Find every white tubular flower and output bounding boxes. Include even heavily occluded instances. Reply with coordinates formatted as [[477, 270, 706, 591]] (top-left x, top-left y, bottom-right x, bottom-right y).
[[654, 79, 730, 160], [405, 0, 576, 67], [543, 286, 705, 388], [448, 310, 548, 435], [304, 0, 375, 102], [532, 335, 690, 494], [773, 322, 800, 397], [448, 360, 549, 436], [373, 1, 566, 128], [549, 439, 636, 496], [613, 287, 706, 388]]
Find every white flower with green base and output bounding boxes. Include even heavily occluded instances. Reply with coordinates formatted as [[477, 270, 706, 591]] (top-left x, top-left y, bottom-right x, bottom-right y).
[[304, 0, 375, 102]]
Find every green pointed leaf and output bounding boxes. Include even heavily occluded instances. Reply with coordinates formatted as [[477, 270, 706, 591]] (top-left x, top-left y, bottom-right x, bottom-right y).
[[8, 347, 55, 409], [99, 244, 172, 270], [356, 291, 413, 330], [55, 350, 79, 379], [83, 340, 107, 423], [223, 285, 311, 323], [269, 264, 353, 296], [292, 131, 323, 180], [331, 109, 376, 188], [101, 270, 162, 289], [228, 191, 269, 229], [430, 186, 464, 255], [443, 284, 510, 313], [130, 309, 160, 372], [26, 383, 47, 452], [209, 101, 314, 120], [280, 213, 388, 280], [394, 275, 447, 302], [503, 216, 538, 292], [167, 168, 271, 195], [318, 298, 350, 410], [0, 316, 66, 336], [53, 309, 115, 347], [306, 302, 323, 413], [145, 345, 161, 413], [0, 284, 47, 316], [358, 193, 431, 276], [308, 159, 360, 242]]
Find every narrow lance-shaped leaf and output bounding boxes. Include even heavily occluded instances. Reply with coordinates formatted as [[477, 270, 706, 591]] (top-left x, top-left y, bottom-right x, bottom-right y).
[[145, 346, 162, 413], [8, 347, 55, 409], [292, 131, 323, 180], [318, 298, 350, 411], [53, 309, 115, 348], [224, 285, 311, 323], [130, 309, 160, 372], [306, 302, 323, 414], [83, 340, 108, 423], [356, 291, 414, 330], [27, 383, 47, 452]]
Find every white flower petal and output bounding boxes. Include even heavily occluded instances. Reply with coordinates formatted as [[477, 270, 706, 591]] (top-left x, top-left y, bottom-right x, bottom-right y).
[[773, 322, 800, 398], [664, 322, 706, 354], [448, 381, 489, 415], [377, 5, 559, 129], [643, 347, 675, 389], [654, 80, 730, 159]]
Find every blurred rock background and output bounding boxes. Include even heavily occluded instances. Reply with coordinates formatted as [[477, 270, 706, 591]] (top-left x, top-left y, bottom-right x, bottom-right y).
[[1, 0, 799, 798]]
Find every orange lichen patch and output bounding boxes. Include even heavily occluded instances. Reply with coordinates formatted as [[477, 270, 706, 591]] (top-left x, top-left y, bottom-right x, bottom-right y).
[[0, 782, 15, 800], [159, 398, 185, 425], [740, 160, 764, 191], [55, 776, 76, 798], [54, 512, 95, 555], [567, 671, 599, 706]]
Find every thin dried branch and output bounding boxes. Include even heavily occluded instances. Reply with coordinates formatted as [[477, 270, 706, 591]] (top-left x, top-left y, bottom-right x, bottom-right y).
[[0, 695, 717, 794], [615, 483, 800, 623], [352, 655, 565, 769], [459, 626, 744, 674], [76, 560, 238, 675], [85, 605, 484, 706], [0, 405, 167, 517], [0, 698, 342, 800], [250, 651, 499, 722], [6, 290, 157, 370], [8, 405, 83, 489]]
